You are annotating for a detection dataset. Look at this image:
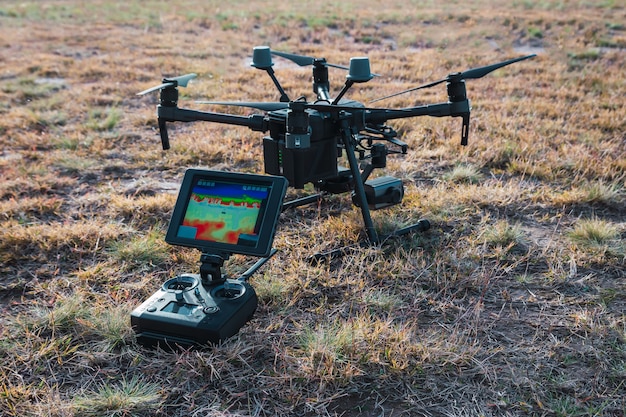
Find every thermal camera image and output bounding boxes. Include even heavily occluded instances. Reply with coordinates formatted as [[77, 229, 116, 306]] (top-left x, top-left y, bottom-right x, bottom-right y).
[[177, 181, 268, 246]]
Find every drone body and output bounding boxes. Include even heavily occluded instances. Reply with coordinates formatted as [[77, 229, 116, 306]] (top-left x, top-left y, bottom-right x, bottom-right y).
[[138, 46, 535, 244]]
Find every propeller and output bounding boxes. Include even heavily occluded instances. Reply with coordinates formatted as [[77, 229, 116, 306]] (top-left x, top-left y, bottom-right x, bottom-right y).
[[370, 54, 536, 103], [302, 101, 374, 112], [271, 50, 350, 70], [195, 100, 385, 114], [272, 51, 381, 77], [137, 73, 197, 96], [196, 101, 289, 111]]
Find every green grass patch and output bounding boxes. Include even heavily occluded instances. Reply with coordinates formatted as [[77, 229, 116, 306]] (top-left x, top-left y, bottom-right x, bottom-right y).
[[567, 218, 620, 247], [72, 375, 163, 417], [108, 227, 170, 267]]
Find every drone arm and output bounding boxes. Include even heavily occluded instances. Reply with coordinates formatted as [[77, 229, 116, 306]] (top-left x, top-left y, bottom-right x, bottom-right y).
[[366, 100, 469, 123], [366, 100, 471, 145], [157, 106, 268, 131]]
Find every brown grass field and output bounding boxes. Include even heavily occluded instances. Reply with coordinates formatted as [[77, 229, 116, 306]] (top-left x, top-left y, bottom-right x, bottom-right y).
[[1, 0, 625, 416]]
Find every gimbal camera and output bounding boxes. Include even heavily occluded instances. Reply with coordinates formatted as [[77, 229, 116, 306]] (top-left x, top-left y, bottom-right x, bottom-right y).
[[138, 46, 535, 246]]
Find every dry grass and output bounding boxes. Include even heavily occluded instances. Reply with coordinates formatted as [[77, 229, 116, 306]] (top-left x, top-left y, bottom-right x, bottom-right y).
[[1, 0, 625, 416]]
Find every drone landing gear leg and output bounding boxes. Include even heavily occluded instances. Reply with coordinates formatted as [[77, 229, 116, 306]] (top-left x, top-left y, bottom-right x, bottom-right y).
[[340, 116, 379, 245], [306, 116, 431, 264]]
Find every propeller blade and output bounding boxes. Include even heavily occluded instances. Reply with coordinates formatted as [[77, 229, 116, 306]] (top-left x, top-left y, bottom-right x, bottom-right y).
[[136, 73, 197, 96], [197, 101, 380, 113], [271, 50, 315, 66], [137, 82, 174, 96], [369, 80, 444, 103], [453, 54, 536, 81], [303, 102, 398, 113], [169, 73, 197, 87], [195, 101, 289, 111], [271, 50, 350, 70], [370, 54, 536, 103], [326, 62, 351, 70]]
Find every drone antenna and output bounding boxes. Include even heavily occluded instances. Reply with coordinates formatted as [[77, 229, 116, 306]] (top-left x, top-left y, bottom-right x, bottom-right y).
[[332, 80, 354, 105], [251, 46, 290, 102], [332, 57, 374, 105]]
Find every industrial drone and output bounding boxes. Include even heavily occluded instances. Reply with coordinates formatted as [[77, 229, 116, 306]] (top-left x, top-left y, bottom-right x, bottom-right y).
[[138, 46, 535, 246], [132, 46, 534, 347]]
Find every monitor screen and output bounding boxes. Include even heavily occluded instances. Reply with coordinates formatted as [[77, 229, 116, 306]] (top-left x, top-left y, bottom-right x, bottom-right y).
[[165, 169, 288, 257]]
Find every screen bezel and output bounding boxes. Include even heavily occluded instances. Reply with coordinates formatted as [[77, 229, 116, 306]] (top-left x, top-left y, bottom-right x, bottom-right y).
[[165, 169, 288, 257]]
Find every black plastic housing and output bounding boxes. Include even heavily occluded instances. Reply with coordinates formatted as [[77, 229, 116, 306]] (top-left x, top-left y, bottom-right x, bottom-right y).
[[262, 107, 341, 188], [131, 275, 258, 347]]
